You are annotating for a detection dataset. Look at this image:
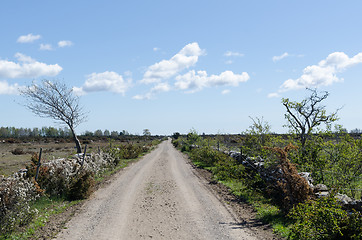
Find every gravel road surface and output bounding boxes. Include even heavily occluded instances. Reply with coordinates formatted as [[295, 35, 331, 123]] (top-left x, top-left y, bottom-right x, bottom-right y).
[[55, 139, 262, 240]]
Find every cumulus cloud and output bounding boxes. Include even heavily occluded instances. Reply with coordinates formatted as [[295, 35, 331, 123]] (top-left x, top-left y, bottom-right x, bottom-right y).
[[134, 43, 249, 99], [0, 81, 21, 95], [58, 40, 73, 48], [175, 70, 249, 93], [133, 82, 171, 100], [278, 52, 362, 92], [273, 52, 289, 62], [39, 43, 53, 51], [17, 33, 41, 43], [0, 53, 62, 79], [224, 51, 244, 57], [74, 71, 131, 95], [141, 42, 205, 84]]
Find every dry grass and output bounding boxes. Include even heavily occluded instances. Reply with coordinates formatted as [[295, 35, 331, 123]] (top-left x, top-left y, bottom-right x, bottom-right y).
[[0, 138, 122, 176]]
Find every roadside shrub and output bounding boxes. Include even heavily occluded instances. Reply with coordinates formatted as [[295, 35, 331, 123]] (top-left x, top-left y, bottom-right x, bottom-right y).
[[288, 196, 362, 240], [0, 174, 39, 235], [26, 154, 100, 200], [67, 169, 95, 200], [181, 145, 191, 152], [190, 147, 227, 168], [213, 158, 245, 181], [172, 138, 180, 148], [119, 144, 143, 159], [107, 143, 146, 165], [265, 144, 313, 211]]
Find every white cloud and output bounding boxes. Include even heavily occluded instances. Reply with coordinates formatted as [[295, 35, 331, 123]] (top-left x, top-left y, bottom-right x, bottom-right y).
[[58, 40, 73, 48], [75, 71, 131, 95], [225, 60, 233, 65], [132, 94, 149, 100], [267, 92, 280, 98], [133, 82, 171, 100], [14, 53, 35, 63], [278, 52, 362, 92], [0, 81, 21, 95], [17, 33, 41, 43], [141, 42, 205, 84], [0, 53, 62, 79], [273, 52, 289, 62], [39, 43, 53, 51], [151, 82, 171, 93], [175, 70, 249, 93], [221, 89, 230, 95], [153, 47, 160, 52], [72, 86, 86, 96], [224, 51, 244, 57]]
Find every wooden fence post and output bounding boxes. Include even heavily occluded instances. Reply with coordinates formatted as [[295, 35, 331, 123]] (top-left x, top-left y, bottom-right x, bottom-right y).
[[35, 148, 42, 181]]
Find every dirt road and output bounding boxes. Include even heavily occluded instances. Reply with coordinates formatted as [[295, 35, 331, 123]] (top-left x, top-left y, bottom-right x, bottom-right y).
[[55, 139, 266, 239]]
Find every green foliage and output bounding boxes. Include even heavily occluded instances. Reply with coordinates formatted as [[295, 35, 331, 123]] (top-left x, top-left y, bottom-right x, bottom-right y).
[[172, 138, 181, 148], [288, 196, 362, 240], [213, 158, 245, 181], [67, 169, 95, 200], [190, 146, 227, 168], [172, 132, 181, 139], [291, 133, 362, 199], [186, 128, 201, 145], [0, 196, 79, 240], [108, 143, 148, 162]]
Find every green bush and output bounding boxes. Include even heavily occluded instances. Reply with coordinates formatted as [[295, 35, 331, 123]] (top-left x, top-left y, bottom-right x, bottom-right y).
[[172, 138, 180, 148], [213, 158, 245, 181], [108, 143, 147, 161], [288, 196, 362, 240], [67, 169, 95, 200], [181, 145, 191, 152], [190, 147, 227, 168]]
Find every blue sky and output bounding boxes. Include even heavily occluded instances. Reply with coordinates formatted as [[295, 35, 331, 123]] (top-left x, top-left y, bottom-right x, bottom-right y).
[[1, 0, 362, 135]]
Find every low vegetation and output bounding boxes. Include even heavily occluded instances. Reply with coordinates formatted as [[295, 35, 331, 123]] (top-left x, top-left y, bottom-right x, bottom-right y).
[[172, 131, 361, 239]]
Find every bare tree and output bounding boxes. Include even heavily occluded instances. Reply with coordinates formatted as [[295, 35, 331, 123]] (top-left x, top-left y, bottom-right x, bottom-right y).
[[282, 88, 339, 149], [21, 80, 87, 153]]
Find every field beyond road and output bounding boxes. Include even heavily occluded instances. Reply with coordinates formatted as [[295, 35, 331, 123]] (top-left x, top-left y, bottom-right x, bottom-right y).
[[54, 139, 276, 240]]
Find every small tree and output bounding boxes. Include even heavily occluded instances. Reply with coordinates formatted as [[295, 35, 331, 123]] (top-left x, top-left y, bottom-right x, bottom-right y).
[[21, 80, 87, 153], [242, 116, 272, 157], [94, 129, 103, 137], [282, 88, 339, 151], [103, 129, 110, 137], [143, 129, 151, 136]]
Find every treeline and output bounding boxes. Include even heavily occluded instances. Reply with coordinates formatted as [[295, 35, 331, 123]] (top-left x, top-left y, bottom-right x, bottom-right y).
[[0, 126, 72, 138], [0, 127, 135, 138]]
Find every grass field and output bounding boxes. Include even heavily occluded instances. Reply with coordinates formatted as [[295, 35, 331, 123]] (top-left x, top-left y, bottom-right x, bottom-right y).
[[0, 137, 145, 176]]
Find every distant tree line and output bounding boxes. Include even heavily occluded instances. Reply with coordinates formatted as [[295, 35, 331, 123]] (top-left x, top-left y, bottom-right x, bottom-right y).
[[83, 129, 130, 137], [0, 127, 139, 138], [0, 126, 72, 138]]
